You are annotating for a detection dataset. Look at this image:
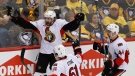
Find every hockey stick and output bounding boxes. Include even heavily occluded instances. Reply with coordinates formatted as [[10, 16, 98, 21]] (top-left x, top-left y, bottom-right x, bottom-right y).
[[95, 0, 107, 57], [20, 48, 33, 76], [78, 0, 83, 46]]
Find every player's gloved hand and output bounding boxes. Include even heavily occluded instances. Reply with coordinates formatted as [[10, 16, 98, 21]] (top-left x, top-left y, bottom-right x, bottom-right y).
[[72, 39, 79, 49], [5, 6, 20, 18], [104, 60, 114, 69], [72, 40, 82, 55], [5, 6, 15, 16], [101, 59, 114, 76], [93, 42, 101, 50], [75, 13, 84, 21], [93, 42, 108, 54]]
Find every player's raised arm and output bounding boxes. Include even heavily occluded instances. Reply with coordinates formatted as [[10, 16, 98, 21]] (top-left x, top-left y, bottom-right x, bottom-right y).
[[5, 6, 38, 30], [62, 13, 84, 32], [72, 40, 82, 55], [71, 40, 83, 63]]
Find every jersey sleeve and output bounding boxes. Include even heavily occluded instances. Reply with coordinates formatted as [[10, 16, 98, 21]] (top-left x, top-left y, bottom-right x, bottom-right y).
[[114, 41, 129, 66], [56, 19, 68, 29], [50, 62, 65, 76], [30, 19, 45, 29], [75, 54, 83, 64]]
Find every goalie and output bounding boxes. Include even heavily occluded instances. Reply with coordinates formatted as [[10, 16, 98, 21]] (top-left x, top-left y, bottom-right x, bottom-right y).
[[93, 24, 130, 76]]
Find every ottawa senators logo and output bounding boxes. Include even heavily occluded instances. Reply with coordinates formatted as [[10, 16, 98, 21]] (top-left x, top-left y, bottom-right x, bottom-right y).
[[44, 27, 56, 42]]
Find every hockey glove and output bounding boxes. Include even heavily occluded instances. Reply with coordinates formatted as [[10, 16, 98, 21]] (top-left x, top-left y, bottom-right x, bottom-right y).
[[5, 6, 14, 16], [5, 6, 20, 18], [104, 60, 114, 69], [93, 42, 108, 54], [93, 42, 101, 50], [72, 40, 82, 55], [102, 59, 114, 76], [74, 13, 84, 21]]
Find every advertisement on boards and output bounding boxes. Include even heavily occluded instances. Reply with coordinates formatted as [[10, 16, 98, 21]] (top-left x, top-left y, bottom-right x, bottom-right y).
[[0, 41, 135, 76]]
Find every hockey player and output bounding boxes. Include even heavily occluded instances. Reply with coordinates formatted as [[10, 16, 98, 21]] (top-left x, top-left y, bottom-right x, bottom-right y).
[[6, 7, 84, 76], [93, 24, 130, 76], [50, 40, 82, 76]]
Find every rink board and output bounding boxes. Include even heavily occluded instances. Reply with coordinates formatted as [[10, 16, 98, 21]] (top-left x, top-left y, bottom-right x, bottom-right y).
[[0, 38, 135, 76]]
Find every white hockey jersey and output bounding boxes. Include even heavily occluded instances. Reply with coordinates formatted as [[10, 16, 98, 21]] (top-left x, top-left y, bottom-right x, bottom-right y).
[[30, 19, 68, 54], [50, 54, 82, 76], [107, 36, 130, 70]]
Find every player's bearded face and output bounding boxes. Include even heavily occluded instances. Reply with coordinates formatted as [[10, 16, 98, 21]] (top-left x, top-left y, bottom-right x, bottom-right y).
[[45, 17, 54, 26]]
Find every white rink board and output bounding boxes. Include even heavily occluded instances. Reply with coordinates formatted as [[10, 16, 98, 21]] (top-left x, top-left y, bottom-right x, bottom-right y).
[[0, 41, 135, 76]]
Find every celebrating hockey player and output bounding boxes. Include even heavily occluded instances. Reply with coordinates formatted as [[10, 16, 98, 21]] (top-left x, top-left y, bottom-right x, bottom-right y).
[[6, 6, 84, 76], [50, 40, 82, 76], [93, 24, 130, 76]]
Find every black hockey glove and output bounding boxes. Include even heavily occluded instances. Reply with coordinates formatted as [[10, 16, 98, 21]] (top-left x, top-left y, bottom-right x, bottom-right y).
[[3, 6, 13, 16], [104, 60, 114, 69], [54, 9, 61, 19], [72, 40, 82, 55], [5, 6, 20, 18], [75, 13, 84, 21], [93, 42, 101, 50], [102, 59, 114, 76], [93, 42, 108, 54]]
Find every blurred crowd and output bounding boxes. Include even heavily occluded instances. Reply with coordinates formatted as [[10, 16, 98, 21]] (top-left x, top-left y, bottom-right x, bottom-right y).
[[0, 0, 135, 48]]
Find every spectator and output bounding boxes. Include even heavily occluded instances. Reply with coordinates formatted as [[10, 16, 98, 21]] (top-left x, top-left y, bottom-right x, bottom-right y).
[[66, 0, 89, 20], [54, 0, 69, 19], [130, 21, 135, 37], [92, 0, 122, 19], [0, 0, 7, 6], [0, 27, 10, 48], [8, 25, 24, 47], [102, 3, 129, 38], [81, 13, 106, 41], [22, 7, 39, 21], [118, 0, 135, 21]]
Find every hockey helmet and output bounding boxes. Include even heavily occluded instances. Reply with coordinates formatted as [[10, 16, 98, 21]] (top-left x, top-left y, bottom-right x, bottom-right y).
[[106, 24, 119, 35], [54, 45, 67, 58], [44, 10, 56, 19]]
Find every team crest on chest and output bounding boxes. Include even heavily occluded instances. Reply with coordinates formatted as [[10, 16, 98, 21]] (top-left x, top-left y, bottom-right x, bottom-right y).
[[44, 27, 56, 42]]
